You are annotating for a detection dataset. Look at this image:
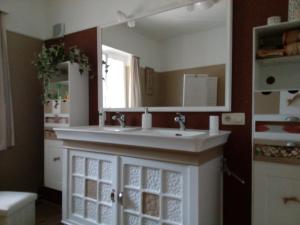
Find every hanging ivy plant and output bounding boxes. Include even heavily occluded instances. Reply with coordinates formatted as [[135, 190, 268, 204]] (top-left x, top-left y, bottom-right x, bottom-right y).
[[33, 43, 91, 101]]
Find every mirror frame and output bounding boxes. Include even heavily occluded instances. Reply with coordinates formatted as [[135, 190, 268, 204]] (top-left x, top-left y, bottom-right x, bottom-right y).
[[97, 0, 232, 112]]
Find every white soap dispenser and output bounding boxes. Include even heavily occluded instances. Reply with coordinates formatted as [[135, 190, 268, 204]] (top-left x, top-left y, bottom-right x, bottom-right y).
[[142, 107, 152, 129]]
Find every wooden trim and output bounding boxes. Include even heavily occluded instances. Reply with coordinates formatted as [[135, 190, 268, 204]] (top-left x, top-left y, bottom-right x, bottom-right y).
[[254, 155, 300, 166], [62, 140, 223, 166]]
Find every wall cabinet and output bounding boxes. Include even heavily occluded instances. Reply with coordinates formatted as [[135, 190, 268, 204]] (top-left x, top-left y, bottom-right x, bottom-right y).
[[62, 148, 222, 225], [253, 161, 300, 225], [44, 62, 88, 191], [252, 21, 300, 224]]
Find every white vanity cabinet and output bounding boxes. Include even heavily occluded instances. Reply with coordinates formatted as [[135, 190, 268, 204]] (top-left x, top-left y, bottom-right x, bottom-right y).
[[253, 161, 300, 225], [62, 148, 222, 225]]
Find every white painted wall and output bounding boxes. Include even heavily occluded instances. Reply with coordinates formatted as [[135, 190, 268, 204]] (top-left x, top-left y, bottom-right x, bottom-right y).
[[102, 25, 227, 72], [102, 25, 162, 70], [161, 27, 227, 71], [0, 0, 47, 40], [45, 0, 196, 39]]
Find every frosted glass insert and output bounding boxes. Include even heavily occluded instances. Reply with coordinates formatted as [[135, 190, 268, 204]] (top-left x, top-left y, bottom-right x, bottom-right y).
[[73, 176, 84, 195], [100, 161, 112, 181], [163, 197, 182, 223], [87, 158, 98, 178], [72, 196, 84, 216], [73, 156, 85, 175], [124, 189, 140, 212], [99, 205, 112, 225], [124, 213, 139, 225], [125, 165, 141, 187], [142, 168, 160, 192], [163, 171, 182, 196], [86, 200, 97, 221], [99, 182, 112, 203], [142, 218, 159, 225]]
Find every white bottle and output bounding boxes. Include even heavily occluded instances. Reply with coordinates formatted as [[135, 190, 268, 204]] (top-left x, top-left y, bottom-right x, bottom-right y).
[[209, 115, 219, 135], [99, 109, 106, 127], [142, 108, 152, 130]]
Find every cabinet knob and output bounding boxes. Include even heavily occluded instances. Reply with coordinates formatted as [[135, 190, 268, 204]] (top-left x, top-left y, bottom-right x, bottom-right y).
[[110, 189, 115, 203], [118, 192, 123, 205], [53, 157, 60, 161], [283, 197, 300, 204]]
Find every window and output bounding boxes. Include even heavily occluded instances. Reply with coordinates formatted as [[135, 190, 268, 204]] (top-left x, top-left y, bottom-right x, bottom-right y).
[[102, 46, 130, 108]]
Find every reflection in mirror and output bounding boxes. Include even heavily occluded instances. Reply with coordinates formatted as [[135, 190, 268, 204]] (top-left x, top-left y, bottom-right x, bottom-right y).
[[101, 0, 231, 110]]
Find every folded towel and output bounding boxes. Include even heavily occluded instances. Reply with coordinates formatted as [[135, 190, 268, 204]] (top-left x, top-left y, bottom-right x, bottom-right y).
[[283, 29, 300, 45], [285, 42, 300, 56]]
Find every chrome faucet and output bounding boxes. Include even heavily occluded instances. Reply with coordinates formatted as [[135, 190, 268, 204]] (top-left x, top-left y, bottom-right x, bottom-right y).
[[112, 113, 126, 128], [174, 113, 186, 130]]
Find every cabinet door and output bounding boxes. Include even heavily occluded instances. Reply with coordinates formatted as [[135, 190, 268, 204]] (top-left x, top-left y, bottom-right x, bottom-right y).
[[44, 140, 63, 191], [253, 161, 300, 225], [67, 150, 118, 225], [119, 157, 189, 225]]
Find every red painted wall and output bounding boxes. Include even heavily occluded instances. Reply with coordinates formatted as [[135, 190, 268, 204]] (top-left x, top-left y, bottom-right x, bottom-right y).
[[46, 1, 288, 224]]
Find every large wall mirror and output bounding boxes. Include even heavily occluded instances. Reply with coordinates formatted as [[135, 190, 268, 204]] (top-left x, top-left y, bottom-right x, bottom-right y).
[[99, 0, 232, 112]]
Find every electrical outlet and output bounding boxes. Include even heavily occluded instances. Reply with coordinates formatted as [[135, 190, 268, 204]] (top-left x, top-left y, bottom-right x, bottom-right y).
[[222, 113, 245, 125]]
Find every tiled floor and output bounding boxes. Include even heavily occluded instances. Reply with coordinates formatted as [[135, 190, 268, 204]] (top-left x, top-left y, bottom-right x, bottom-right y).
[[36, 200, 63, 225]]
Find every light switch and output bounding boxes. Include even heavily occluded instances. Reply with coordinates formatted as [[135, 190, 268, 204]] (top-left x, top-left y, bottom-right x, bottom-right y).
[[222, 113, 245, 125]]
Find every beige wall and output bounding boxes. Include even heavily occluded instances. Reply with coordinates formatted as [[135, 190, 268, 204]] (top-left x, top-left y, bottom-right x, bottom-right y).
[[140, 64, 225, 107], [0, 32, 43, 192]]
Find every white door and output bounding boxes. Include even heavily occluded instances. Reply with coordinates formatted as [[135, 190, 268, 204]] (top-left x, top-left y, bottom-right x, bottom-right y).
[[67, 150, 118, 225], [119, 157, 189, 225], [253, 161, 300, 225]]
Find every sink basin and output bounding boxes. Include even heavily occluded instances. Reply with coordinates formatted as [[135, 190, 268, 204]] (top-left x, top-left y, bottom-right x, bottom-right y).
[[54, 126, 230, 152], [137, 128, 206, 137], [99, 126, 139, 132]]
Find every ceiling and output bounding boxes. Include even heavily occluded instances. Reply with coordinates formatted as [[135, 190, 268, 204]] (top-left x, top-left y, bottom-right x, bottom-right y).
[[130, 0, 228, 41]]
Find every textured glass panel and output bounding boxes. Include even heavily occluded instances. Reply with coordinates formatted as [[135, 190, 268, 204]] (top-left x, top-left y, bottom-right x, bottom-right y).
[[163, 197, 182, 223], [163, 171, 182, 196], [86, 179, 97, 199], [87, 158, 98, 178], [72, 196, 84, 216], [73, 156, 85, 175], [124, 213, 139, 225], [124, 189, 140, 212], [142, 218, 159, 225], [86, 200, 97, 221], [100, 161, 112, 181], [142, 192, 159, 217], [99, 204, 112, 225], [142, 168, 160, 192], [73, 176, 84, 195], [125, 165, 141, 187], [99, 182, 112, 203]]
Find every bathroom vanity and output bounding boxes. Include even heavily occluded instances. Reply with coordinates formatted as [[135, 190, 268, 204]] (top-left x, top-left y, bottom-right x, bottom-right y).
[[55, 126, 230, 225]]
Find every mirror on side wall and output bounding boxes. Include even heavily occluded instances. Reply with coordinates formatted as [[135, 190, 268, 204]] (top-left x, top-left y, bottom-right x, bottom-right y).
[[100, 0, 232, 112]]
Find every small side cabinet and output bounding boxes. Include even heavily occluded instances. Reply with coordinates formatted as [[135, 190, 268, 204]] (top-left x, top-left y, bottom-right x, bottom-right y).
[[253, 161, 300, 225], [44, 140, 63, 191]]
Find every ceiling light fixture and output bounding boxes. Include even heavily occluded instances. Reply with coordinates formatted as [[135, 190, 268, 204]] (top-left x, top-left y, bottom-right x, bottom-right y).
[[116, 10, 136, 28]]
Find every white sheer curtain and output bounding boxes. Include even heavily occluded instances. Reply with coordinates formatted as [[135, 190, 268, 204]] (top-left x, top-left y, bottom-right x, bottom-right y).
[[128, 56, 142, 107], [0, 13, 14, 150]]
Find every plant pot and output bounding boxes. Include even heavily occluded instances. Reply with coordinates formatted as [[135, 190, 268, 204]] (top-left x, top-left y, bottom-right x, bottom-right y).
[[52, 99, 61, 114]]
